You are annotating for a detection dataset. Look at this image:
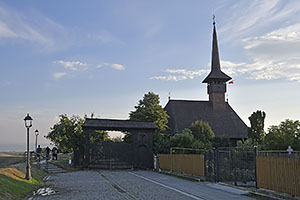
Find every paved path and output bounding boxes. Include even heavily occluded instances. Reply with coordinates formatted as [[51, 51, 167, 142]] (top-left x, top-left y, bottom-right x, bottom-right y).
[[31, 170, 254, 200], [35, 161, 66, 173]]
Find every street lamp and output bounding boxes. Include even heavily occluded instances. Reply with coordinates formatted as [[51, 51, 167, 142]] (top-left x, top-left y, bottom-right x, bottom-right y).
[[34, 129, 39, 153], [24, 113, 33, 180]]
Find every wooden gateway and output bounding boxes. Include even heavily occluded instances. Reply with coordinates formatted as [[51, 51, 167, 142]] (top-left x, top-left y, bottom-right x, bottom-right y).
[[82, 118, 157, 169]]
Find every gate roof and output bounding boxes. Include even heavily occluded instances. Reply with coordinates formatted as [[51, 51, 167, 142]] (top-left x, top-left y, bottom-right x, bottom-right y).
[[82, 118, 157, 131]]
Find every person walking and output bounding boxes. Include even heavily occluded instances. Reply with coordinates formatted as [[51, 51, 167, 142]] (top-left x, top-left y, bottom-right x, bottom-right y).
[[36, 145, 42, 162], [45, 146, 51, 160], [52, 147, 58, 160]]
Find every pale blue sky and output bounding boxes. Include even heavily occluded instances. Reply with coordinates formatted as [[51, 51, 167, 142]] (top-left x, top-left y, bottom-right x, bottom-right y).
[[1, 0, 300, 151]]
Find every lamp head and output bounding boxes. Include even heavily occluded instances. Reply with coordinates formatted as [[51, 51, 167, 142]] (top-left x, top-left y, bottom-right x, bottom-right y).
[[24, 113, 33, 128]]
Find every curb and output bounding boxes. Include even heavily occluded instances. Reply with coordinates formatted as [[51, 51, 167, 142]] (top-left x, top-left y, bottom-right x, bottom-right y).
[[154, 169, 204, 182]]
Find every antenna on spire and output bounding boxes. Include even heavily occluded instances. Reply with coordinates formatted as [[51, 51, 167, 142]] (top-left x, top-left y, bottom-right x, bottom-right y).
[[168, 92, 171, 101], [213, 14, 216, 25]]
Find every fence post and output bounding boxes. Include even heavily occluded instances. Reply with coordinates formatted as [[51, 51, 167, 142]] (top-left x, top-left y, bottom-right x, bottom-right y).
[[204, 152, 207, 179], [214, 148, 219, 182], [254, 146, 258, 188], [233, 148, 237, 186]]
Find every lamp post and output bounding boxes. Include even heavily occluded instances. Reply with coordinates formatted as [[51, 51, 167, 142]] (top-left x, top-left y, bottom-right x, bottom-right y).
[[34, 129, 39, 153], [24, 113, 33, 180]]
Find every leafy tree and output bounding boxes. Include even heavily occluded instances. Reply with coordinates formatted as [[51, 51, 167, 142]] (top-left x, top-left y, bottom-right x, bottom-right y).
[[212, 137, 230, 148], [46, 114, 84, 153], [264, 119, 300, 150], [168, 120, 215, 150], [128, 92, 170, 153], [237, 138, 255, 147], [129, 92, 169, 132], [191, 139, 206, 149], [171, 129, 194, 148], [189, 120, 214, 144], [46, 114, 108, 153], [248, 110, 266, 144], [153, 132, 170, 154], [170, 128, 208, 152]]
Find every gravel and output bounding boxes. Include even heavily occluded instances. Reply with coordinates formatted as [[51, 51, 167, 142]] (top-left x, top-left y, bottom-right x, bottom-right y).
[[100, 170, 196, 200], [31, 170, 254, 200], [31, 171, 125, 200]]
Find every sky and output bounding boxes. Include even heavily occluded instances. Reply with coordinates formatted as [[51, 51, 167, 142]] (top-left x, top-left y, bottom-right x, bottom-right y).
[[0, 0, 300, 151]]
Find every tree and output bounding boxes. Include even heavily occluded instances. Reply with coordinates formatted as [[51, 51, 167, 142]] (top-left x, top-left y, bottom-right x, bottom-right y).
[[46, 114, 84, 153], [189, 120, 214, 144], [129, 92, 170, 153], [129, 92, 169, 132], [212, 137, 230, 148], [264, 119, 300, 150], [248, 110, 266, 144], [171, 129, 194, 148], [152, 132, 170, 154], [170, 128, 208, 152], [46, 114, 108, 153], [169, 121, 215, 151]]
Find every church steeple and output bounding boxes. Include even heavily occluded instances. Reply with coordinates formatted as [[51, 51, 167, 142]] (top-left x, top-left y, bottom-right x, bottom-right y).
[[203, 18, 232, 110], [203, 19, 231, 83]]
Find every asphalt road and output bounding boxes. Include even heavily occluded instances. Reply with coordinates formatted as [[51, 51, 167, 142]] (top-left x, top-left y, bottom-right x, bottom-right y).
[[31, 170, 254, 200]]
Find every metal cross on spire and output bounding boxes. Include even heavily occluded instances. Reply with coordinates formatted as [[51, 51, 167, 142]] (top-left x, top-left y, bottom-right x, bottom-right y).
[[213, 14, 216, 25]]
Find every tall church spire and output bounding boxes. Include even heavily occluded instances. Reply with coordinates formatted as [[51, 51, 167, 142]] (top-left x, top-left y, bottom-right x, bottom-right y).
[[211, 20, 221, 72], [203, 18, 232, 110], [203, 19, 231, 83]]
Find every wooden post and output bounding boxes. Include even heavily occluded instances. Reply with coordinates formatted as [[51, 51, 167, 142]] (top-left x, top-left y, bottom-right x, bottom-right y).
[[254, 146, 258, 188], [84, 128, 91, 168], [204, 152, 207, 179], [214, 148, 219, 182]]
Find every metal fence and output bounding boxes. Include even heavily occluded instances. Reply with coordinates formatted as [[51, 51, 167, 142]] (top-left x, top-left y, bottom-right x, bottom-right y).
[[157, 147, 256, 184], [216, 147, 255, 185], [204, 147, 256, 185], [158, 147, 300, 198]]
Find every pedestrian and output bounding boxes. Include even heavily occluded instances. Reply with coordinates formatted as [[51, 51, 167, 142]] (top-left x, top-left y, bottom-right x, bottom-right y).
[[36, 145, 42, 162], [52, 147, 58, 160], [45, 146, 51, 160]]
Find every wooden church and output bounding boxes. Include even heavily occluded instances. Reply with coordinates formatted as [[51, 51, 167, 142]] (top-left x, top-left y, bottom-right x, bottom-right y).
[[164, 21, 248, 145]]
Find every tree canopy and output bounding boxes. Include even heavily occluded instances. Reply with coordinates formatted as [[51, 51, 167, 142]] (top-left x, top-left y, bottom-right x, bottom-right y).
[[171, 129, 195, 148], [248, 110, 266, 144], [264, 119, 300, 150], [129, 92, 169, 132], [129, 92, 170, 153], [190, 120, 214, 144], [46, 114, 108, 153], [169, 121, 217, 151]]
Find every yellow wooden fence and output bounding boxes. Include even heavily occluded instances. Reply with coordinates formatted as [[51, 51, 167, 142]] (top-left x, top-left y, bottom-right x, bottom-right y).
[[257, 155, 300, 197], [157, 154, 205, 177]]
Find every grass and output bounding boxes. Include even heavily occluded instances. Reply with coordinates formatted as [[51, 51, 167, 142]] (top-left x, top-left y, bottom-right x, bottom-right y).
[[0, 156, 48, 200]]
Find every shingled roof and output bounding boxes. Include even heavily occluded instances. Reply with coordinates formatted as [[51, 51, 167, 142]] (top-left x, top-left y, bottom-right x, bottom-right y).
[[82, 118, 157, 131], [164, 100, 248, 139]]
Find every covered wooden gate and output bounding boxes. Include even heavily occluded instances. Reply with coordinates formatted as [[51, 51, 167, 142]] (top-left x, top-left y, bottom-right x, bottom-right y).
[[83, 118, 157, 169]]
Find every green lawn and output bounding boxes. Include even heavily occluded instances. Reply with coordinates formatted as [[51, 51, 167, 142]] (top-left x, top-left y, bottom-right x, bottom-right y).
[[0, 157, 48, 200]]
